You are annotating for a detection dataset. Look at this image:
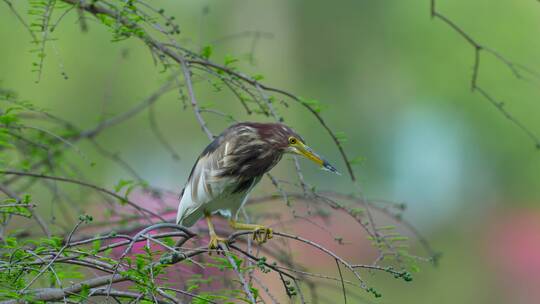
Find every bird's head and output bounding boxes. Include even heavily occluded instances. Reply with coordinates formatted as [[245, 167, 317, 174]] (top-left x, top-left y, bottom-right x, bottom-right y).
[[252, 122, 340, 175]]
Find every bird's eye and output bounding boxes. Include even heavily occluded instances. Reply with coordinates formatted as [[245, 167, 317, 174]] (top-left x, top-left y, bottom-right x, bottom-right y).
[[288, 137, 297, 145]]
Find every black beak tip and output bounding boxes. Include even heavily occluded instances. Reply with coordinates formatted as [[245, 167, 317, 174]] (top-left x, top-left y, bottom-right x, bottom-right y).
[[322, 160, 341, 175]]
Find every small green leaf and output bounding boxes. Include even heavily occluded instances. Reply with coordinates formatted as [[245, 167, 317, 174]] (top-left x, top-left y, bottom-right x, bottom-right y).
[[252, 74, 264, 81], [350, 155, 366, 166], [79, 284, 90, 299], [114, 179, 134, 192], [92, 238, 102, 253], [224, 54, 239, 66], [334, 131, 348, 143], [201, 45, 213, 59]]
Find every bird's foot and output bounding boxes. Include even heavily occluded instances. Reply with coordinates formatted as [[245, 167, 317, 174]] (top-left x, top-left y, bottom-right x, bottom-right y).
[[252, 226, 273, 244], [208, 235, 228, 254]]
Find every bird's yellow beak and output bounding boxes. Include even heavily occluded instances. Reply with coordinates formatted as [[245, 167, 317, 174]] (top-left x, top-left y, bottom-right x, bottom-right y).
[[294, 142, 340, 175]]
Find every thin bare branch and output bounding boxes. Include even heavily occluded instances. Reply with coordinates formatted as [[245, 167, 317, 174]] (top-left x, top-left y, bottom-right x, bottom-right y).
[[431, 0, 540, 149], [0, 170, 165, 221]]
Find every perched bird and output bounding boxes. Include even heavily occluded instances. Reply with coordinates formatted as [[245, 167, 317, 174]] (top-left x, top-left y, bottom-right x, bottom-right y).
[[176, 122, 339, 249]]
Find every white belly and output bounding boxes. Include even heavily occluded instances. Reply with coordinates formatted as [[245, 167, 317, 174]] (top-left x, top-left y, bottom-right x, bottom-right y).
[[176, 179, 255, 227]]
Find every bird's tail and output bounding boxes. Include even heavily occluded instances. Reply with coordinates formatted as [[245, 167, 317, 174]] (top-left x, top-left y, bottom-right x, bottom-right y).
[[176, 207, 201, 227]]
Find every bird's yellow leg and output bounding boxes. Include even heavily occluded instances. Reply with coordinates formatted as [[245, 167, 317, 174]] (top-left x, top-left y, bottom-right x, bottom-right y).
[[205, 212, 227, 251], [229, 220, 273, 244]]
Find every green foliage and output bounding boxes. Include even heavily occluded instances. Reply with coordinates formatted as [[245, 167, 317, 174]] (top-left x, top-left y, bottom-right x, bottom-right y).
[[0, 233, 87, 301], [224, 54, 239, 67], [28, 0, 57, 81], [367, 287, 382, 298], [348, 207, 364, 217], [0, 197, 33, 220], [251, 74, 264, 81], [349, 155, 366, 166], [205, 253, 244, 272], [334, 131, 348, 143], [201, 45, 213, 59], [96, 13, 146, 42], [256, 256, 271, 273], [114, 179, 148, 204], [283, 279, 297, 297], [0, 87, 75, 172], [78, 214, 93, 223], [184, 273, 259, 303], [299, 97, 327, 113]]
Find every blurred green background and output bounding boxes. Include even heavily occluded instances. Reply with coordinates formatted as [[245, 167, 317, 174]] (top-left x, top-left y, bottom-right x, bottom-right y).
[[2, 0, 540, 303]]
